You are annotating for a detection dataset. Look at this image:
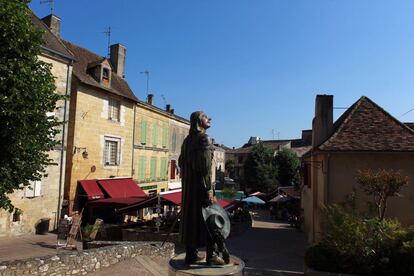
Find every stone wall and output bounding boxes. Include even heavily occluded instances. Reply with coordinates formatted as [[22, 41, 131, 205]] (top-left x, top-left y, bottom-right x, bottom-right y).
[[0, 241, 174, 275]]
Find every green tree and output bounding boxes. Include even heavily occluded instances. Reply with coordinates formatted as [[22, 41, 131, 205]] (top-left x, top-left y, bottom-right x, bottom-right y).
[[274, 148, 300, 186], [0, 0, 62, 211], [225, 159, 235, 178], [356, 169, 408, 220], [243, 143, 278, 193]]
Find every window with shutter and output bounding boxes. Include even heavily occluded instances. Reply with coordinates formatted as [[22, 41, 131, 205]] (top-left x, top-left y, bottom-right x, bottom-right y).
[[108, 98, 120, 121], [161, 158, 167, 180], [140, 120, 147, 144], [152, 124, 158, 146], [104, 137, 120, 166], [139, 156, 146, 181], [24, 180, 42, 198], [150, 157, 157, 181], [171, 130, 177, 152], [162, 127, 167, 148]]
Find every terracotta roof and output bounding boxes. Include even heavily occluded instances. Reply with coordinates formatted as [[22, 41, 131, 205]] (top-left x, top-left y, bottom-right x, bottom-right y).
[[228, 141, 290, 154], [62, 40, 138, 102], [405, 123, 414, 130], [290, 146, 312, 157], [30, 12, 74, 60], [318, 96, 414, 152]]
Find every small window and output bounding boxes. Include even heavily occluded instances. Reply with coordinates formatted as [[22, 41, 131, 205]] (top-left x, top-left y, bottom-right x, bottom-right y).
[[108, 98, 120, 121], [103, 68, 110, 80], [104, 137, 120, 166], [25, 180, 42, 198]]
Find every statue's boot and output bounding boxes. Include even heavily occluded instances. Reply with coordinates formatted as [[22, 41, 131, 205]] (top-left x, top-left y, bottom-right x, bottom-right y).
[[185, 248, 204, 264], [206, 252, 225, 266]]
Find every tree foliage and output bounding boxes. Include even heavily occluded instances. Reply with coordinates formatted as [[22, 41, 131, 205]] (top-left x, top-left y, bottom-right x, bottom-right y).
[[243, 143, 278, 193], [225, 159, 235, 178], [356, 169, 408, 220], [0, 0, 62, 211], [273, 148, 300, 186]]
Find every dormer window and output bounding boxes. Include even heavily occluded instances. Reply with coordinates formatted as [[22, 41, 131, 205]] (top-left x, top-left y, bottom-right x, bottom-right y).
[[108, 98, 120, 121], [102, 67, 111, 86]]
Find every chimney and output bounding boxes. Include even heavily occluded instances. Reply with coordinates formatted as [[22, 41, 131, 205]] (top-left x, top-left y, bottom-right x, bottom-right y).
[[301, 129, 312, 146], [147, 94, 154, 105], [170, 109, 175, 114], [109, 43, 126, 78], [41, 14, 61, 37], [312, 95, 333, 147], [166, 104, 171, 112]]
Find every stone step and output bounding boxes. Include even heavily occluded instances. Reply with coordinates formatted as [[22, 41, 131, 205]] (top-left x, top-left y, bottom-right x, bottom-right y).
[[135, 255, 168, 276]]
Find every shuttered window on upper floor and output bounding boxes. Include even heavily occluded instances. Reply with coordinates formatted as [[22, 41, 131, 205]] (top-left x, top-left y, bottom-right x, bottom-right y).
[[138, 156, 146, 181], [152, 123, 158, 146], [162, 127, 167, 148], [140, 120, 147, 144], [161, 158, 167, 180], [108, 98, 120, 121], [150, 157, 157, 180]]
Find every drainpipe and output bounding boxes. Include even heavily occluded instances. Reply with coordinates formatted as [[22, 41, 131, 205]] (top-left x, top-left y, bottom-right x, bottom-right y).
[[131, 104, 136, 176], [56, 60, 72, 228]]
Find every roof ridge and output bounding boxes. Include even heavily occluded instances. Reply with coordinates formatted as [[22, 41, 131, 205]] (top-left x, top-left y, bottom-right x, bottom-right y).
[[362, 96, 414, 135], [62, 39, 104, 61]]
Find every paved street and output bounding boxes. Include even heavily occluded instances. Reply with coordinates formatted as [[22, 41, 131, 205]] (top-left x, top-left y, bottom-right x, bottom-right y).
[[0, 210, 306, 275], [92, 209, 307, 276]]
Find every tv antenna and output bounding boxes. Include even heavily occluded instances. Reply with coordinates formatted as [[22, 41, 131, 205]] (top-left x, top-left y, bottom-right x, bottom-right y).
[[140, 70, 150, 96], [40, 0, 55, 14], [103, 26, 111, 58]]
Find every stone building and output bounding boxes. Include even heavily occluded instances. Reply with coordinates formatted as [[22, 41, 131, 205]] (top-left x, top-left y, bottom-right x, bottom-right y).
[[0, 12, 74, 236], [167, 108, 190, 190], [302, 95, 414, 243], [212, 143, 226, 183], [226, 132, 312, 190], [133, 98, 189, 195], [62, 40, 138, 212]]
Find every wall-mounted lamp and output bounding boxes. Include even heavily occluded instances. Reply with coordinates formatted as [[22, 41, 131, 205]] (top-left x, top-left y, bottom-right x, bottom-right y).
[[73, 146, 88, 159]]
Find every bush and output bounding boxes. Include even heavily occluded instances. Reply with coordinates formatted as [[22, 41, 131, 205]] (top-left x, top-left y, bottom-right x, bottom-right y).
[[305, 203, 414, 275]]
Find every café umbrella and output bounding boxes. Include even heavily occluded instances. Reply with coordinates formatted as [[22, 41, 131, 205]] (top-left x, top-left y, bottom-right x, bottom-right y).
[[241, 196, 265, 205]]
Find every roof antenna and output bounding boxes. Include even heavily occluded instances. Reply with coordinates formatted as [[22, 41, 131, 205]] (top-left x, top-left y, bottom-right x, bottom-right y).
[[40, 0, 55, 14], [103, 26, 111, 58], [140, 70, 150, 96]]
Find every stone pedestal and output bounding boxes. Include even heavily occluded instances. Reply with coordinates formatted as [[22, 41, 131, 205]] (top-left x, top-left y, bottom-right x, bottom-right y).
[[168, 253, 244, 276]]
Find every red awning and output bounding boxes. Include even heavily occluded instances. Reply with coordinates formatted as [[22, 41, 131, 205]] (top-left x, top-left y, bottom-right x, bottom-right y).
[[161, 191, 182, 205], [98, 178, 146, 198], [86, 197, 147, 207], [79, 180, 104, 200], [217, 199, 236, 209], [160, 191, 235, 210]]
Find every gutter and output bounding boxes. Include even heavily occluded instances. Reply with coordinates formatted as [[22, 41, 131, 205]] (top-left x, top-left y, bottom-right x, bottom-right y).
[[41, 45, 75, 62], [56, 60, 73, 228]]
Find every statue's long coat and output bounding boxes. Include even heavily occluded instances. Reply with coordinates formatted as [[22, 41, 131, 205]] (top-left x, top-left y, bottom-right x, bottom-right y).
[[179, 132, 212, 248]]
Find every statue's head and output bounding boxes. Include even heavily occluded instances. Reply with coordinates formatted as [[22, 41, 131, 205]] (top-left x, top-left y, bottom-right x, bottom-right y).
[[190, 111, 211, 133]]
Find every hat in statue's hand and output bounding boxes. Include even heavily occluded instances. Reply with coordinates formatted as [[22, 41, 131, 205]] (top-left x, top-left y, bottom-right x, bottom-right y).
[[202, 203, 231, 239]]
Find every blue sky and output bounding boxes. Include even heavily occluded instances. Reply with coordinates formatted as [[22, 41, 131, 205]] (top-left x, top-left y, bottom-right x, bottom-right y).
[[30, 0, 414, 147]]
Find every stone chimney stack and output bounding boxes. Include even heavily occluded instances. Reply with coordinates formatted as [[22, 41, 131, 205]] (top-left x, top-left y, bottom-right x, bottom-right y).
[[147, 94, 154, 105], [166, 104, 171, 112], [170, 109, 175, 114], [41, 14, 61, 37], [109, 43, 126, 78], [312, 95, 333, 147]]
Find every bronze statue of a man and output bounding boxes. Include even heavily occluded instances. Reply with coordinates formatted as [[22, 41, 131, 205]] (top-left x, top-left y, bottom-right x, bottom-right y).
[[179, 111, 224, 265]]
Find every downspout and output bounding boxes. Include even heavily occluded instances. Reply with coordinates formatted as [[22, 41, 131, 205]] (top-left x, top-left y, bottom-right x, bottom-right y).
[[131, 104, 136, 176], [325, 153, 331, 206], [56, 60, 72, 228]]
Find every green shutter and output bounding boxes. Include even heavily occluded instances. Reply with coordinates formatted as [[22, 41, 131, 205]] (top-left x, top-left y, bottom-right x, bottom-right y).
[[140, 120, 147, 144], [160, 158, 167, 180], [152, 123, 158, 146], [150, 157, 157, 180], [162, 127, 167, 148], [139, 156, 146, 181]]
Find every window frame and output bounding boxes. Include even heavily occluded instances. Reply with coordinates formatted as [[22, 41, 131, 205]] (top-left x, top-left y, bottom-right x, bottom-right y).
[[108, 98, 120, 122], [104, 136, 121, 166]]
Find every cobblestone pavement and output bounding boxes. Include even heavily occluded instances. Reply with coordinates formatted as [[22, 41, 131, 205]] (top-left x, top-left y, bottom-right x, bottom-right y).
[[92, 209, 307, 276], [0, 233, 62, 262], [227, 210, 307, 275]]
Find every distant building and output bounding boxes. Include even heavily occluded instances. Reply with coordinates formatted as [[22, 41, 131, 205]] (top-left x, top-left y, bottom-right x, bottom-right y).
[[226, 131, 312, 190], [302, 95, 414, 243], [0, 12, 74, 236], [212, 141, 226, 183], [133, 97, 189, 195]]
